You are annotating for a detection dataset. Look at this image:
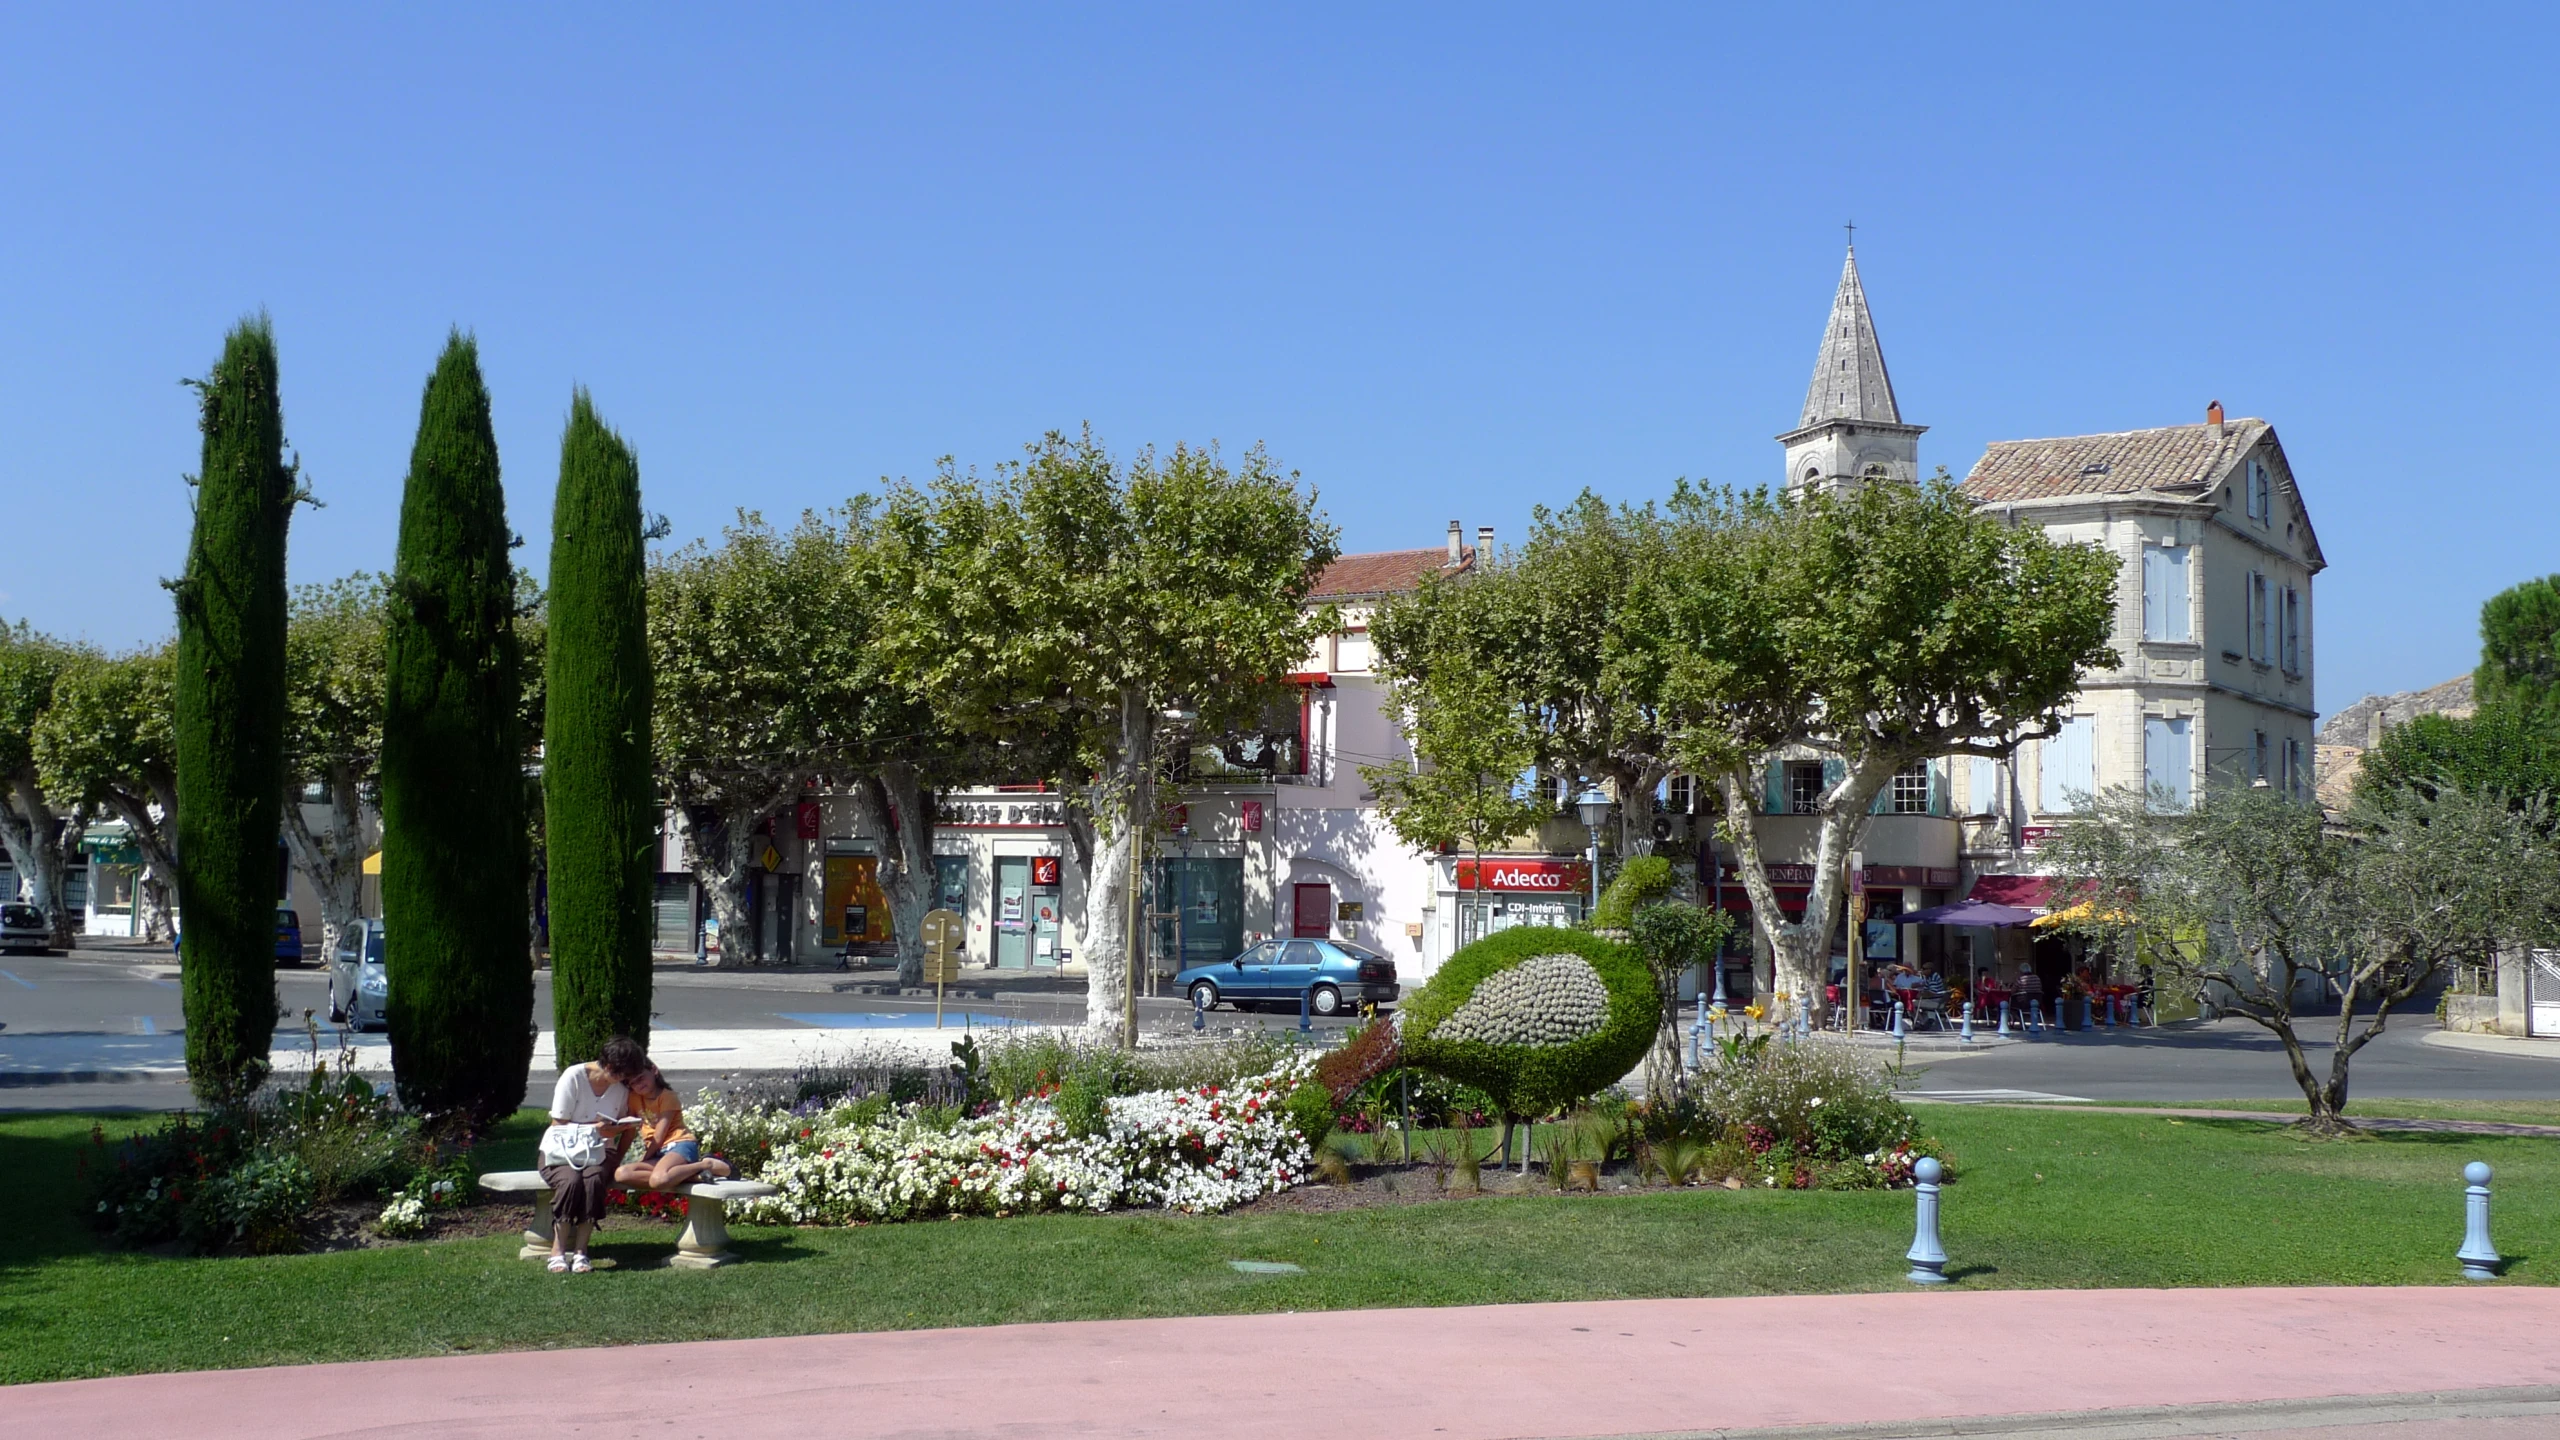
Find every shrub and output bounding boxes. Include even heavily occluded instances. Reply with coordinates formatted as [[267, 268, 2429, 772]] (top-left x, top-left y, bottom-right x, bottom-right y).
[[1283, 1079, 1336, 1150], [1400, 926, 1655, 1119], [1591, 854, 1676, 931], [201, 1152, 315, 1254], [1676, 1039, 1930, 1189]]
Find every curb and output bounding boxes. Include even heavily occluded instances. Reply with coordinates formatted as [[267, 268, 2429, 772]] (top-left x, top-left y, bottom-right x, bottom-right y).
[[1604, 1383, 2560, 1439]]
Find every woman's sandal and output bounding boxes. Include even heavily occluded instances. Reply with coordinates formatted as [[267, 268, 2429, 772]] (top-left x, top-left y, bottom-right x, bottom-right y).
[[547, 1254, 570, 1274], [570, 1253, 593, 1274]]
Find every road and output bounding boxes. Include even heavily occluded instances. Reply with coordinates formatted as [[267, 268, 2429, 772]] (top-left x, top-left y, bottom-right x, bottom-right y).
[[0, 942, 1366, 1111], [7, 942, 2558, 1113]]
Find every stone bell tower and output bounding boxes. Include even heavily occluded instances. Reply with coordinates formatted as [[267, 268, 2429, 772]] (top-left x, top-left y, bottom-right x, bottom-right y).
[[1779, 244, 1924, 494]]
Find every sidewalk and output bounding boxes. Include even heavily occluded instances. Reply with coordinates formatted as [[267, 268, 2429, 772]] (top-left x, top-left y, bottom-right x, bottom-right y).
[[13, 1287, 2558, 1439], [2424, 1029, 2560, 1062]]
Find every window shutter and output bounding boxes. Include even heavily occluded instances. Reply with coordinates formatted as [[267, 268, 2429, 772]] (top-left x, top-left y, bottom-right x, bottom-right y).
[[1764, 761, 1785, 816], [1928, 762, 1949, 817], [2142, 547, 2163, 639], [1822, 758, 1846, 807], [2165, 547, 2190, 642]]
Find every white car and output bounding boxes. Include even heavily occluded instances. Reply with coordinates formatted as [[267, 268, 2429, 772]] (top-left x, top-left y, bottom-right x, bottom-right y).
[[328, 920, 389, 1032], [0, 903, 47, 955]]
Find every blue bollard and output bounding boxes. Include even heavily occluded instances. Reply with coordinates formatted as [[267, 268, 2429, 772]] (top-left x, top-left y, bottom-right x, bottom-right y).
[[1960, 1002, 1975, 1044], [1193, 990, 1207, 1032], [1997, 1000, 2011, 1037], [1906, 1157, 1948, 1284], [1299, 985, 1313, 1034], [1891, 1000, 1907, 1038], [2459, 1162, 2502, 1281], [2098, 993, 2114, 1028]]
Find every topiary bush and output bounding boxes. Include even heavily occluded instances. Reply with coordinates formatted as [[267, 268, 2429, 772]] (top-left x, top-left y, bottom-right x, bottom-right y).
[[1590, 854, 1676, 931], [1399, 926, 1655, 1120]]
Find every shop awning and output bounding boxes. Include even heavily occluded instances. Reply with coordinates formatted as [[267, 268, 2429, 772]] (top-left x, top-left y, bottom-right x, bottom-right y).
[[1964, 874, 2054, 909], [362, 851, 383, 876], [2032, 899, 2134, 930], [1898, 899, 2040, 927]]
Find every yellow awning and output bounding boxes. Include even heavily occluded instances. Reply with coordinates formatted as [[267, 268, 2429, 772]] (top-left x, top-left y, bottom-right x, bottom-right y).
[[361, 850, 383, 876], [2032, 899, 2132, 929]]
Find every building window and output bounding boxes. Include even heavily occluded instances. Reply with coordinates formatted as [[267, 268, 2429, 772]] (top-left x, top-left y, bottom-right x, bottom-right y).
[[2287, 737, 2307, 800], [1332, 630, 1371, 672], [2038, 716, 2096, 815], [1786, 762, 1826, 815], [2281, 587, 2303, 676], [2145, 716, 2193, 810], [2251, 729, 2270, 783], [1665, 774, 1696, 815], [1536, 772, 1566, 810], [2245, 459, 2272, 524], [2246, 573, 2272, 663], [2142, 542, 2192, 642], [1891, 762, 1930, 814]]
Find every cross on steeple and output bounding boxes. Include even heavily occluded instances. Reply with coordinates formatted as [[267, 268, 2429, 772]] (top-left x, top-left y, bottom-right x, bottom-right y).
[[1844, 219, 1856, 250]]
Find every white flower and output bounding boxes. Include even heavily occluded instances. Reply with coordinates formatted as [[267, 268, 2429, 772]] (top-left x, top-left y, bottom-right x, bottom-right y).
[[1808, 1096, 1824, 1107]]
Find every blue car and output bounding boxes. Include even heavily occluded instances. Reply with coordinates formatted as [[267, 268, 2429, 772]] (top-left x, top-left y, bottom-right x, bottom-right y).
[[1176, 939, 1398, 1019]]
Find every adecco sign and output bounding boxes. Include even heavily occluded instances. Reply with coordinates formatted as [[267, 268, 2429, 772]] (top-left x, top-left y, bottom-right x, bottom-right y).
[[1455, 858, 1591, 893]]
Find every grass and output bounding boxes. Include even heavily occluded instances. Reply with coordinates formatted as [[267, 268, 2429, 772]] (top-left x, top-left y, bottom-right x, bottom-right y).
[[6, 1105, 2555, 1384], [2069, 1098, 2560, 1126]]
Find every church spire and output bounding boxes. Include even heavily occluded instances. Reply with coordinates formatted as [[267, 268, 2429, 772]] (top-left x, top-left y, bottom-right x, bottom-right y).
[[1799, 245, 1902, 427]]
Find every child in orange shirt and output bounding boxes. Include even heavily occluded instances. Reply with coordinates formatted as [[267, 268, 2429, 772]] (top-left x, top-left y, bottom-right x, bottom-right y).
[[616, 1064, 734, 1190]]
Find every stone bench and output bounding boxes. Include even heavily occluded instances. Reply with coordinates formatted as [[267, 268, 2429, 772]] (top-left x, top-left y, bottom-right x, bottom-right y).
[[478, 1170, 780, 1269]]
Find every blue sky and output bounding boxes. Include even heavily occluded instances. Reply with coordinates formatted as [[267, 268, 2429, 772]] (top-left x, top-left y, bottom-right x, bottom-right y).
[[3, 5, 2551, 712]]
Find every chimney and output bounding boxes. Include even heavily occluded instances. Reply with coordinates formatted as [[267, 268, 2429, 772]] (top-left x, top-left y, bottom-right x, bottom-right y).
[[1476, 525, 1494, 560], [2206, 399, 2225, 438], [1446, 520, 1462, 566]]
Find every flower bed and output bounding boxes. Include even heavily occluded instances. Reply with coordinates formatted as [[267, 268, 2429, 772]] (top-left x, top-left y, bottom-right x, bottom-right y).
[[694, 1051, 1319, 1224]]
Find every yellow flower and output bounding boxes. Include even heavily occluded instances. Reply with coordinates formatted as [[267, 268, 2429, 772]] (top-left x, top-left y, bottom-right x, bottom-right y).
[[1743, 1004, 1765, 1020]]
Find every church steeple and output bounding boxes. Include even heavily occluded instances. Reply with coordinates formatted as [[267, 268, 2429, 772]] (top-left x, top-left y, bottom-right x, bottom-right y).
[[1779, 242, 1925, 493], [1801, 246, 1902, 426]]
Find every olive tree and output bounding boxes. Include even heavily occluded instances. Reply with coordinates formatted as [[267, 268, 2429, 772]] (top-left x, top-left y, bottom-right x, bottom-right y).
[[2045, 779, 2560, 1132]]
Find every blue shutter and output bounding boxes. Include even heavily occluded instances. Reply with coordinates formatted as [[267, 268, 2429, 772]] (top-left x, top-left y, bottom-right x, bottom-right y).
[[1764, 761, 1785, 815], [1928, 762, 1949, 816], [2142, 547, 2163, 640]]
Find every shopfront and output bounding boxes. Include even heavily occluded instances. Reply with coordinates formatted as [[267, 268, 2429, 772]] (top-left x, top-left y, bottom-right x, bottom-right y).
[[821, 839, 892, 956], [992, 853, 1065, 969], [1445, 856, 1592, 947], [1150, 856, 1245, 973]]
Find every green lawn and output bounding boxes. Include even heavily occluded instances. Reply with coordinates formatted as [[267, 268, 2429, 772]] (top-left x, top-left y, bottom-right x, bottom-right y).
[[4, 1106, 2553, 1385], [2070, 1098, 2560, 1126]]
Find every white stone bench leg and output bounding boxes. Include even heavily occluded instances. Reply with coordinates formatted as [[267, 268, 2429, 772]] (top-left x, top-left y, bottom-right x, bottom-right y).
[[519, 1202, 556, 1261], [671, 1192, 736, 1268]]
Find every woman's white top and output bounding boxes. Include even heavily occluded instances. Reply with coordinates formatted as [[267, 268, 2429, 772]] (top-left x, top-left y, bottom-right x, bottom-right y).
[[539, 1065, 631, 1167]]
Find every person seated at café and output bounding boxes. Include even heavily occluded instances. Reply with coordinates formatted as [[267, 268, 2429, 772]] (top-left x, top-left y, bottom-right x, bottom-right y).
[[2011, 967, 2045, 1024]]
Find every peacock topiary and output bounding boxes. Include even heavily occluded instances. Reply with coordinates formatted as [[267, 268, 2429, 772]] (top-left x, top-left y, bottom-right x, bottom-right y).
[[1396, 926, 1655, 1121]]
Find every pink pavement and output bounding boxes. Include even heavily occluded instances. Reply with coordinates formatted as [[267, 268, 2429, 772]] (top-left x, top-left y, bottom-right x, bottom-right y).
[[14, 1286, 2560, 1440]]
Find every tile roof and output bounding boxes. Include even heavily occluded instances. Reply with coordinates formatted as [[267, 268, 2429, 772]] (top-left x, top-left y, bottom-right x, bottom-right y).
[[1308, 546, 1474, 600], [1960, 419, 2267, 504]]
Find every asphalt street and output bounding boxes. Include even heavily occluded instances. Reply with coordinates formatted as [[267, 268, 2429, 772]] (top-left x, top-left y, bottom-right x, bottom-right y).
[[6, 941, 2557, 1113], [0, 941, 1364, 1111]]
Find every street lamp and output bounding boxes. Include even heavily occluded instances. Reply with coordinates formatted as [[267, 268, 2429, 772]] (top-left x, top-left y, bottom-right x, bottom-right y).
[[1574, 790, 1612, 915]]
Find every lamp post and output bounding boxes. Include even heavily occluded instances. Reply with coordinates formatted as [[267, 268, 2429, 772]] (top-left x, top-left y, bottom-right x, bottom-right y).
[[1574, 791, 1612, 917]]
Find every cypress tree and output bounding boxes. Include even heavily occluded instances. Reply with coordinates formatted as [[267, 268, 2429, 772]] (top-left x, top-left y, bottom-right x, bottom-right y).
[[173, 317, 296, 1104], [381, 332, 531, 1131], [544, 391, 655, 1064]]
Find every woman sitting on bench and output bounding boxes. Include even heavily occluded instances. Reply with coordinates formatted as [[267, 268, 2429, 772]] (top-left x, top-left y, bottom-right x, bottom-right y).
[[539, 1035, 648, 1275], [617, 1063, 735, 1191]]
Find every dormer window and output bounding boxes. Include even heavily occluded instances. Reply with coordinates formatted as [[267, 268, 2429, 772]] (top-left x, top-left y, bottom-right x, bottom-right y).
[[2245, 460, 2272, 524]]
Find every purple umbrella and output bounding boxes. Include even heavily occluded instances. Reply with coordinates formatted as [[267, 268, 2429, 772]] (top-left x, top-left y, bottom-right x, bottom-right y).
[[1896, 899, 2040, 928]]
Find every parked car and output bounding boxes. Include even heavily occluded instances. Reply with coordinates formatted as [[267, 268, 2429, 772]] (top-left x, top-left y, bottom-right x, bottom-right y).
[[0, 903, 49, 955], [328, 920, 389, 1032], [1176, 938, 1398, 1017], [275, 908, 305, 966]]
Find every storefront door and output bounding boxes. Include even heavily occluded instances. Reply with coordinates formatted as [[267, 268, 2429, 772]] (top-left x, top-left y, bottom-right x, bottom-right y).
[[1292, 882, 1333, 938], [1151, 858, 1244, 970], [994, 857, 1031, 969]]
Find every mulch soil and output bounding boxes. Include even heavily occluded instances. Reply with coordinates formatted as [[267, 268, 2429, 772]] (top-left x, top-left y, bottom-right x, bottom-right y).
[[1228, 1160, 1733, 1215]]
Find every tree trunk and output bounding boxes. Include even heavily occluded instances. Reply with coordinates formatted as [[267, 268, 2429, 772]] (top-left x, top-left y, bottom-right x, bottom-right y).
[[281, 772, 370, 964], [687, 804, 765, 967], [1081, 688, 1154, 1047], [105, 789, 183, 946], [1716, 755, 1896, 1026], [1, 777, 77, 948], [854, 763, 936, 987]]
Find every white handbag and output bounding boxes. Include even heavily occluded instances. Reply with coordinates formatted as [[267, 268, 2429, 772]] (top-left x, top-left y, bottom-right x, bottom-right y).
[[540, 1123, 607, 1168]]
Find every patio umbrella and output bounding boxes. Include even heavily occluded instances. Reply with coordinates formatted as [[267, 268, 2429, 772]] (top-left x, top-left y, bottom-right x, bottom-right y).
[[1896, 899, 2038, 927]]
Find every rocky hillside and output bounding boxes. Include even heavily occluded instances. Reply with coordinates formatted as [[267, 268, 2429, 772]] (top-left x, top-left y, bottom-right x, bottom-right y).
[[2314, 673, 2475, 810]]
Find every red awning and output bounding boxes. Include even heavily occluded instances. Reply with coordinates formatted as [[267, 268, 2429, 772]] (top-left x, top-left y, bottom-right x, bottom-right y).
[[1965, 874, 2054, 910]]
